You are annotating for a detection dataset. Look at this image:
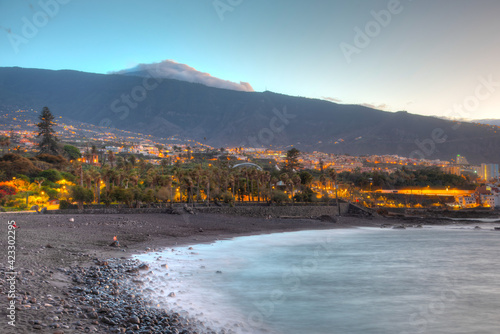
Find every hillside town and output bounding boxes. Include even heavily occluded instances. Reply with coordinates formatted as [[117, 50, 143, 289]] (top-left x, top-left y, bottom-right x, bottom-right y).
[[1, 108, 499, 211]]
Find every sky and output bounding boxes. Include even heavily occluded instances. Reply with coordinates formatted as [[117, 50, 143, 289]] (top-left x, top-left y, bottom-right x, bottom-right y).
[[1, 0, 500, 120]]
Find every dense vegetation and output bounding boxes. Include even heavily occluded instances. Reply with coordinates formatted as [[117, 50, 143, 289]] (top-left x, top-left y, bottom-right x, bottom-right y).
[[0, 149, 477, 211], [0, 107, 478, 210]]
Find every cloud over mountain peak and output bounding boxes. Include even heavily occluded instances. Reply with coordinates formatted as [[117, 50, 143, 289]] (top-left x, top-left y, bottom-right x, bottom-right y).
[[111, 60, 254, 92]]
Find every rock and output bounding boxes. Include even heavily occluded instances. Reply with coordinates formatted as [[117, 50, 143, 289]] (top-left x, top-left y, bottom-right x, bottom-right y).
[[31, 205, 39, 212], [183, 204, 195, 214], [474, 226, 481, 230], [40, 207, 48, 214], [101, 316, 117, 326], [46, 244, 54, 248], [138, 263, 149, 271], [168, 292, 176, 297], [128, 316, 140, 324], [216, 270, 222, 274], [392, 225, 406, 229], [198, 228, 203, 232], [318, 215, 337, 223], [69, 218, 74, 222]]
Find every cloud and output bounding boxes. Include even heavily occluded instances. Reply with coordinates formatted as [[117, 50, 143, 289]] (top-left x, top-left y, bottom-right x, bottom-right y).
[[359, 103, 388, 110], [111, 60, 254, 92], [322, 96, 342, 103]]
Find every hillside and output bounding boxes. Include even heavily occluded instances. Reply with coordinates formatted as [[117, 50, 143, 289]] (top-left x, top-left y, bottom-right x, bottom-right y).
[[1, 67, 500, 163]]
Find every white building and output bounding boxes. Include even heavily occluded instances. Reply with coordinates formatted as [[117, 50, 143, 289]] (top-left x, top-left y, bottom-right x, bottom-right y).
[[481, 194, 500, 208], [457, 195, 476, 208]]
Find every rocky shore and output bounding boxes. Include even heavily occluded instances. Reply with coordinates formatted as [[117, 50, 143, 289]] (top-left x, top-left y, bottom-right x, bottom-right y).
[[1, 212, 372, 333], [3, 211, 494, 333]]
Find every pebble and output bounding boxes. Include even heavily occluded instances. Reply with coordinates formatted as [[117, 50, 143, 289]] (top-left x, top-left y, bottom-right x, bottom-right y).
[[10, 258, 225, 334]]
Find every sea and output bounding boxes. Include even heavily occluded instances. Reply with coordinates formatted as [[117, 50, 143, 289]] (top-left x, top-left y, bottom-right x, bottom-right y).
[[134, 223, 500, 334]]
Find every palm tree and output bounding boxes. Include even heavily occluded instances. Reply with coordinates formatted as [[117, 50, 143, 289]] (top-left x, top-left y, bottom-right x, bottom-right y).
[[292, 173, 301, 204], [270, 176, 278, 201], [328, 168, 340, 215], [129, 169, 140, 188], [319, 174, 327, 191], [183, 175, 194, 206], [90, 168, 101, 203], [228, 173, 236, 202], [279, 173, 290, 201], [203, 169, 212, 206], [107, 150, 115, 168], [262, 171, 271, 202], [83, 170, 92, 189]]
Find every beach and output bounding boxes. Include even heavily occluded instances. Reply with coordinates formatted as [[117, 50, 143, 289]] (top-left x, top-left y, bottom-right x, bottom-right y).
[[0, 211, 387, 333]]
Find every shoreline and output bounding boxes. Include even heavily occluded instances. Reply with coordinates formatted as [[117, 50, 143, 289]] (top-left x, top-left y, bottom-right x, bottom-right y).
[[1, 212, 498, 333], [0, 212, 364, 333]]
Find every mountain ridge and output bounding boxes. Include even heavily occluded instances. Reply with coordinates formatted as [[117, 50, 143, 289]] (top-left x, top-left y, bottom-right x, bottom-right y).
[[1, 66, 500, 164]]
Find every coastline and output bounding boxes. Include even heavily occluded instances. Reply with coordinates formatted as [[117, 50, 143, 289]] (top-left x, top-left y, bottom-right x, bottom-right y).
[[1, 211, 497, 333]]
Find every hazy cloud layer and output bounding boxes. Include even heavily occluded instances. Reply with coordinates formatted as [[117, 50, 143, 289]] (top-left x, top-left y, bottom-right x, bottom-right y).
[[112, 60, 254, 92], [322, 96, 342, 103], [359, 103, 388, 110]]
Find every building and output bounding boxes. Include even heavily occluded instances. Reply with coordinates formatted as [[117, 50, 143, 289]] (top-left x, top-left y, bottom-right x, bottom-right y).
[[456, 155, 469, 165], [82, 153, 99, 166], [457, 195, 477, 208], [479, 164, 499, 182], [480, 195, 499, 208], [442, 166, 461, 176]]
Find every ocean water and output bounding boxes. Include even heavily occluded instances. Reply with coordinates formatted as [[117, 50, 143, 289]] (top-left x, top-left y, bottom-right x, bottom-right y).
[[134, 224, 500, 334]]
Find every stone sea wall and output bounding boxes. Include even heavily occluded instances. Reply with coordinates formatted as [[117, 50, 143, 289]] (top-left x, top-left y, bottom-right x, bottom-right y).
[[196, 204, 350, 217], [43, 203, 351, 217]]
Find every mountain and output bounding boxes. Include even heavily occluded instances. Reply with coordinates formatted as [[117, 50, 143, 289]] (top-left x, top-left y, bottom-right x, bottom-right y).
[[473, 119, 500, 127], [1, 66, 500, 164]]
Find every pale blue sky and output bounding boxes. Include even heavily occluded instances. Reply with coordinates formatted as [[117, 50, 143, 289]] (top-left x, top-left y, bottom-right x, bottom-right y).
[[1, 0, 499, 119]]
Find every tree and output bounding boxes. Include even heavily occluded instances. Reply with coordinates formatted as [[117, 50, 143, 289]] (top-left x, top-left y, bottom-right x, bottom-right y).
[[0, 136, 11, 155], [328, 168, 340, 215], [63, 145, 81, 160], [299, 171, 314, 187], [107, 150, 115, 168], [36, 107, 59, 155], [38, 169, 62, 183], [283, 148, 301, 172], [70, 185, 94, 210]]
